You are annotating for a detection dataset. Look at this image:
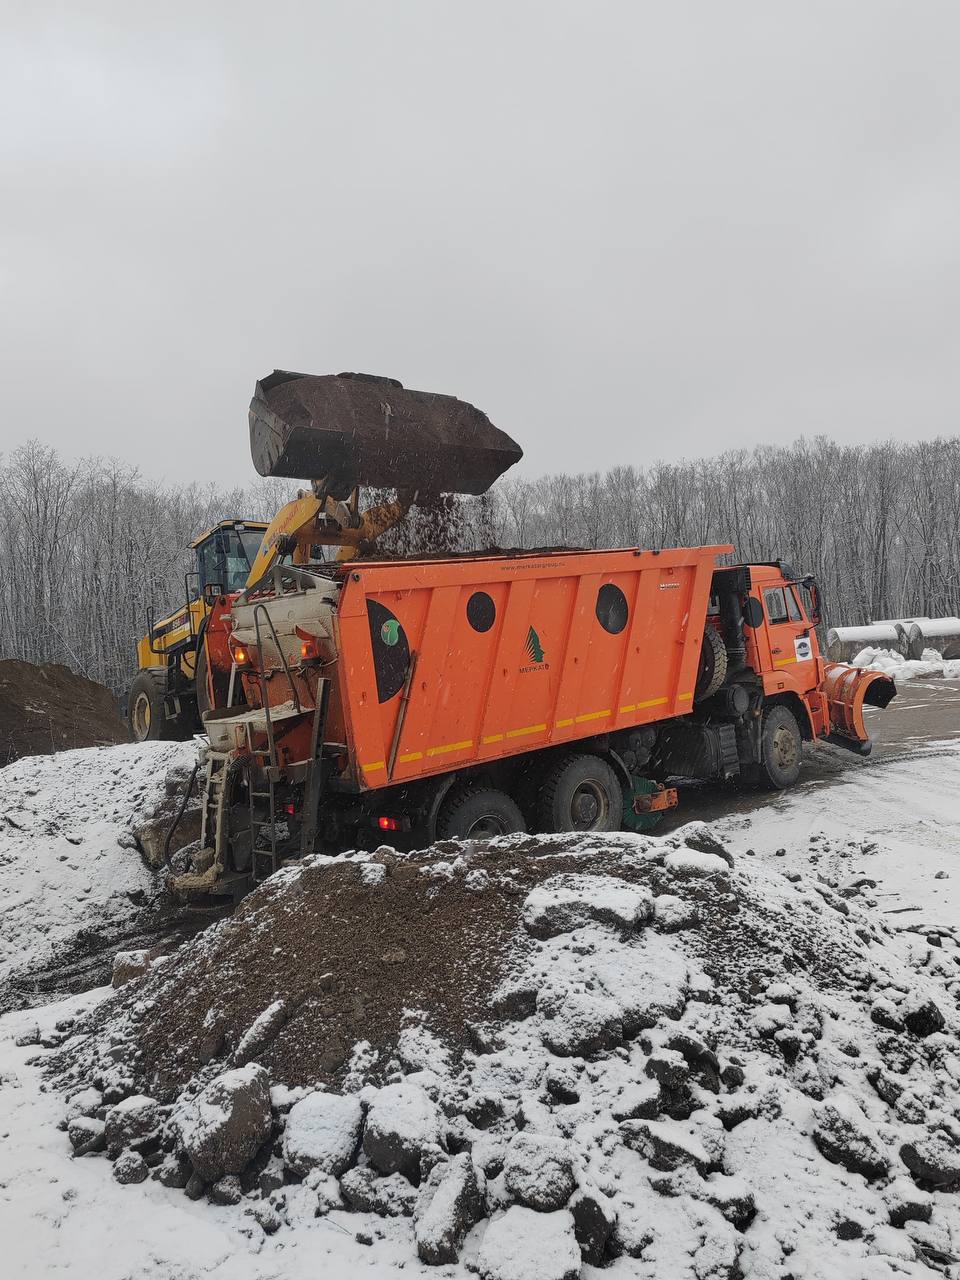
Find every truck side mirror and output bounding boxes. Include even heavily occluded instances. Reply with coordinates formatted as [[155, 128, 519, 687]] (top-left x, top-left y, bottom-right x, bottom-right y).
[[802, 577, 822, 626]]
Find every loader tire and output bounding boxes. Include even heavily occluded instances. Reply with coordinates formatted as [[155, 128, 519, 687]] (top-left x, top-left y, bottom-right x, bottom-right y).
[[538, 753, 622, 833], [128, 670, 174, 742], [757, 704, 802, 790], [695, 626, 727, 702], [436, 787, 527, 840]]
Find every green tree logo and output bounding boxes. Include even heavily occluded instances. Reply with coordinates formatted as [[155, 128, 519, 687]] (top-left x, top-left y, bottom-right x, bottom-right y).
[[524, 626, 545, 664], [380, 619, 401, 647]]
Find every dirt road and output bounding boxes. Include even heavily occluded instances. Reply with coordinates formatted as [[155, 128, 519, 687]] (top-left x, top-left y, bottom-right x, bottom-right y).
[[663, 678, 960, 829]]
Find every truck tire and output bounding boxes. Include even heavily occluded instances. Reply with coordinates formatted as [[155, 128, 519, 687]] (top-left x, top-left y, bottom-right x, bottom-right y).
[[757, 704, 802, 789], [436, 787, 527, 839], [128, 670, 173, 742], [538, 754, 622, 833], [695, 627, 727, 702]]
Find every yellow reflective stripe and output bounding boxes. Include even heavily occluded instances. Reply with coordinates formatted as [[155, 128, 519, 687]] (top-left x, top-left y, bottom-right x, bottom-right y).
[[677, 692, 694, 701], [397, 751, 423, 763], [361, 761, 385, 773], [426, 740, 473, 757], [481, 733, 504, 744], [774, 657, 797, 667], [575, 709, 611, 723], [506, 723, 548, 739], [555, 717, 574, 728]]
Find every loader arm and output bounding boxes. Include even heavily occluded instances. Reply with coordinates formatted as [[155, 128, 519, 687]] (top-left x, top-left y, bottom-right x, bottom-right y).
[[245, 488, 413, 588]]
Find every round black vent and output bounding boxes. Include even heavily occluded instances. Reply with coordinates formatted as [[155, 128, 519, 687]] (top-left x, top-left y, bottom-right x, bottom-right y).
[[596, 583, 629, 635], [466, 591, 496, 633]]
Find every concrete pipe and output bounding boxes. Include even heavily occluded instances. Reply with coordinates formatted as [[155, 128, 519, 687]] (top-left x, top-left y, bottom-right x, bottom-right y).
[[905, 618, 960, 661], [825, 623, 907, 662]]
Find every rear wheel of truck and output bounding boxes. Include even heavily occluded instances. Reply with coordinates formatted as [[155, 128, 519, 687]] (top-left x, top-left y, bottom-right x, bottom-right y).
[[128, 670, 172, 742], [436, 787, 527, 839], [538, 753, 622, 833], [758, 704, 802, 789]]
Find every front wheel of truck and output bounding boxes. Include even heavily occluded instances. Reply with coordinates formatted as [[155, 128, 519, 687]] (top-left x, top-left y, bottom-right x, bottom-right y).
[[758, 704, 802, 789]]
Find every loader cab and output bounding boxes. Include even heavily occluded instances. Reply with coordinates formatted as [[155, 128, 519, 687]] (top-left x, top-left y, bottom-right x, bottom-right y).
[[191, 521, 269, 598]]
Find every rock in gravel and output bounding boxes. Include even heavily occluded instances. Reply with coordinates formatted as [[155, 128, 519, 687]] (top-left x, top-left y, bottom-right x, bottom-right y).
[[883, 1176, 933, 1227], [104, 1095, 162, 1156], [283, 1090, 363, 1178], [414, 1152, 486, 1264], [340, 1166, 418, 1217], [522, 874, 653, 939], [569, 1185, 617, 1265], [171, 1063, 272, 1183], [362, 1081, 442, 1179], [14, 1025, 41, 1047], [700, 1173, 757, 1230], [503, 1133, 577, 1212], [478, 1206, 581, 1280], [67, 1115, 106, 1156], [537, 988, 623, 1058], [154, 1153, 192, 1188], [902, 998, 946, 1039], [111, 949, 153, 989], [900, 1129, 960, 1187], [65, 1086, 103, 1121], [620, 1119, 714, 1176], [812, 1093, 890, 1181], [208, 1174, 244, 1205], [112, 1150, 149, 1184]]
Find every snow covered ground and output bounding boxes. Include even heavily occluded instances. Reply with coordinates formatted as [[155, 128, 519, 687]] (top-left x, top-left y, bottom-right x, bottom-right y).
[[0, 741, 196, 1009], [1, 686, 959, 1280]]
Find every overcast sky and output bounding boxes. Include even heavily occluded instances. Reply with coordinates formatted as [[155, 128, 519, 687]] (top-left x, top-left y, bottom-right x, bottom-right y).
[[2, 2, 959, 487]]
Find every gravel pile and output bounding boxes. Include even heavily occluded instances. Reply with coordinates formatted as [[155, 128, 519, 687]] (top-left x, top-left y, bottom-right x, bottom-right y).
[[48, 824, 960, 1278]]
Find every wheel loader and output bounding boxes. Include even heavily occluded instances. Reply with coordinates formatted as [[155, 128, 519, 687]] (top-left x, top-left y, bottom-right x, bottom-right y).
[[160, 370, 898, 899]]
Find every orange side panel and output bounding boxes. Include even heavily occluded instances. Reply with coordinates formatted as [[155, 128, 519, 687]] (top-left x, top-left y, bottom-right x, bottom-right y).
[[333, 546, 730, 790]]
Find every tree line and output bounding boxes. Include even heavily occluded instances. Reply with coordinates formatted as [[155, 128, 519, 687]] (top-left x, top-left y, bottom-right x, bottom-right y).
[[1, 435, 957, 695]]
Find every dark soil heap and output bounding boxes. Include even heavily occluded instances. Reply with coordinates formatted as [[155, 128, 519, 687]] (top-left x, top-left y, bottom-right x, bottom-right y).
[[55, 829, 878, 1103], [0, 659, 130, 764]]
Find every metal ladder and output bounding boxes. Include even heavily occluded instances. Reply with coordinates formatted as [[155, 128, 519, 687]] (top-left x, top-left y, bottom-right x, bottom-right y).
[[245, 603, 303, 883]]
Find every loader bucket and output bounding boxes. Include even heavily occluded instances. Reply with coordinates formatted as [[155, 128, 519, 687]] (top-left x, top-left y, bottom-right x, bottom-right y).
[[249, 371, 523, 497], [822, 662, 897, 755]]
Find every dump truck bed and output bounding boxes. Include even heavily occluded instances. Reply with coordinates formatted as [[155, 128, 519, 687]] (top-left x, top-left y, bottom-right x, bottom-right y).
[[331, 544, 729, 789]]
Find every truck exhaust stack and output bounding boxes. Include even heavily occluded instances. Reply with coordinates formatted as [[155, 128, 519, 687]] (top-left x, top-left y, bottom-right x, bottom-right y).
[[249, 370, 523, 496]]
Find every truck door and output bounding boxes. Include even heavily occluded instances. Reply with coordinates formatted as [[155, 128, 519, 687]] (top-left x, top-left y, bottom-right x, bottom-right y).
[[761, 584, 818, 687]]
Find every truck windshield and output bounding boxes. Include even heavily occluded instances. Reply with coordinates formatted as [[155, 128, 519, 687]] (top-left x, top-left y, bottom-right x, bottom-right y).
[[197, 527, 265, 594]]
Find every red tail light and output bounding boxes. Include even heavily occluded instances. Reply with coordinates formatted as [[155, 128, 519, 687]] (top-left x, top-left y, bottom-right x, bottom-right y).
[[378, 816, 401, 832], [284, 802, 296, 816]]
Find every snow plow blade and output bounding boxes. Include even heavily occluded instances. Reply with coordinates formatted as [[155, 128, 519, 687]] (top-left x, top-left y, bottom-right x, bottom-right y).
[[822, 663, 897, 756], [249, 370, 523, 497]]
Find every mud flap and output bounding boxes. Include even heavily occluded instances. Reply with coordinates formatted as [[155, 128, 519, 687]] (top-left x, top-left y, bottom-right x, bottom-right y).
[[822, 663, 897, 754], [623, 778, 678, 832]]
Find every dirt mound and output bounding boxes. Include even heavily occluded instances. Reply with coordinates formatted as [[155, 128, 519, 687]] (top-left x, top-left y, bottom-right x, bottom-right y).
[[48, 823, 960, 1274], [0, 659, 130, 764]]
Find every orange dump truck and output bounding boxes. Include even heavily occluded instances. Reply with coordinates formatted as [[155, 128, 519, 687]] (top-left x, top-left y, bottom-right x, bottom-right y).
[[174, 543, 896, 897]]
